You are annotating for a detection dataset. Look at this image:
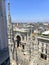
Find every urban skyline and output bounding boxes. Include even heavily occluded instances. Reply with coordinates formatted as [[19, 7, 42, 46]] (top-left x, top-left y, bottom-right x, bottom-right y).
[[6, 0, 49, 22], [0, 0, 49, 65]]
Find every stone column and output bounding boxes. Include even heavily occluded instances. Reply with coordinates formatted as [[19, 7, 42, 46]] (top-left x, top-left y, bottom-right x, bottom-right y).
[[47, 44, 49, 60], [24, 36, 26, 41], [43, 43, 46, 54], [27, 32, 29, 42], [8, 39, 13, 61], [33, 35, 39, 65]]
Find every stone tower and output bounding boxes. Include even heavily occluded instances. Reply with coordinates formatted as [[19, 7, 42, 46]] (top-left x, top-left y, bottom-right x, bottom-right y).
[[8, 0, 12, 44], [8, 0, 13, 64], [33, 35, 39, 65], [8, 0, 11, 25]]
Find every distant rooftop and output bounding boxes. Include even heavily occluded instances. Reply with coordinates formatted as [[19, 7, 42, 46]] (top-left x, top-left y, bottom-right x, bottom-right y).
[[42, 31, 49, 35], [38, 31, 49, 38]]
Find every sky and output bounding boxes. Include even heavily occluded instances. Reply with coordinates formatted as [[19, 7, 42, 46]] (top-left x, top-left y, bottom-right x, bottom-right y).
[[6, 0, 49, 22]]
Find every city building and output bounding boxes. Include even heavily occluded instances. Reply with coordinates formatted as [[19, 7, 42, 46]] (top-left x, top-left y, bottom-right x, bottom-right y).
[[37, 35, 49, 65]]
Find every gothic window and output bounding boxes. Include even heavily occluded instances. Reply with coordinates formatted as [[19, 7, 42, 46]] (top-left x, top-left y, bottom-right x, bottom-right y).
[[46, 44, 47, 54], [41, 47, 44, 52], [16, 35, 21, 48], [41, 43, 44, 52], [45, 48, 47, 54], [22, 45, 24, 49], [41, 53, 47, 60]]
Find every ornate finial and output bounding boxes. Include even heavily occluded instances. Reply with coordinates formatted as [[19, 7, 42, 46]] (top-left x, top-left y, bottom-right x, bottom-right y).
[[8, 0, 11, 25], [8, 0, 10, 16]]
